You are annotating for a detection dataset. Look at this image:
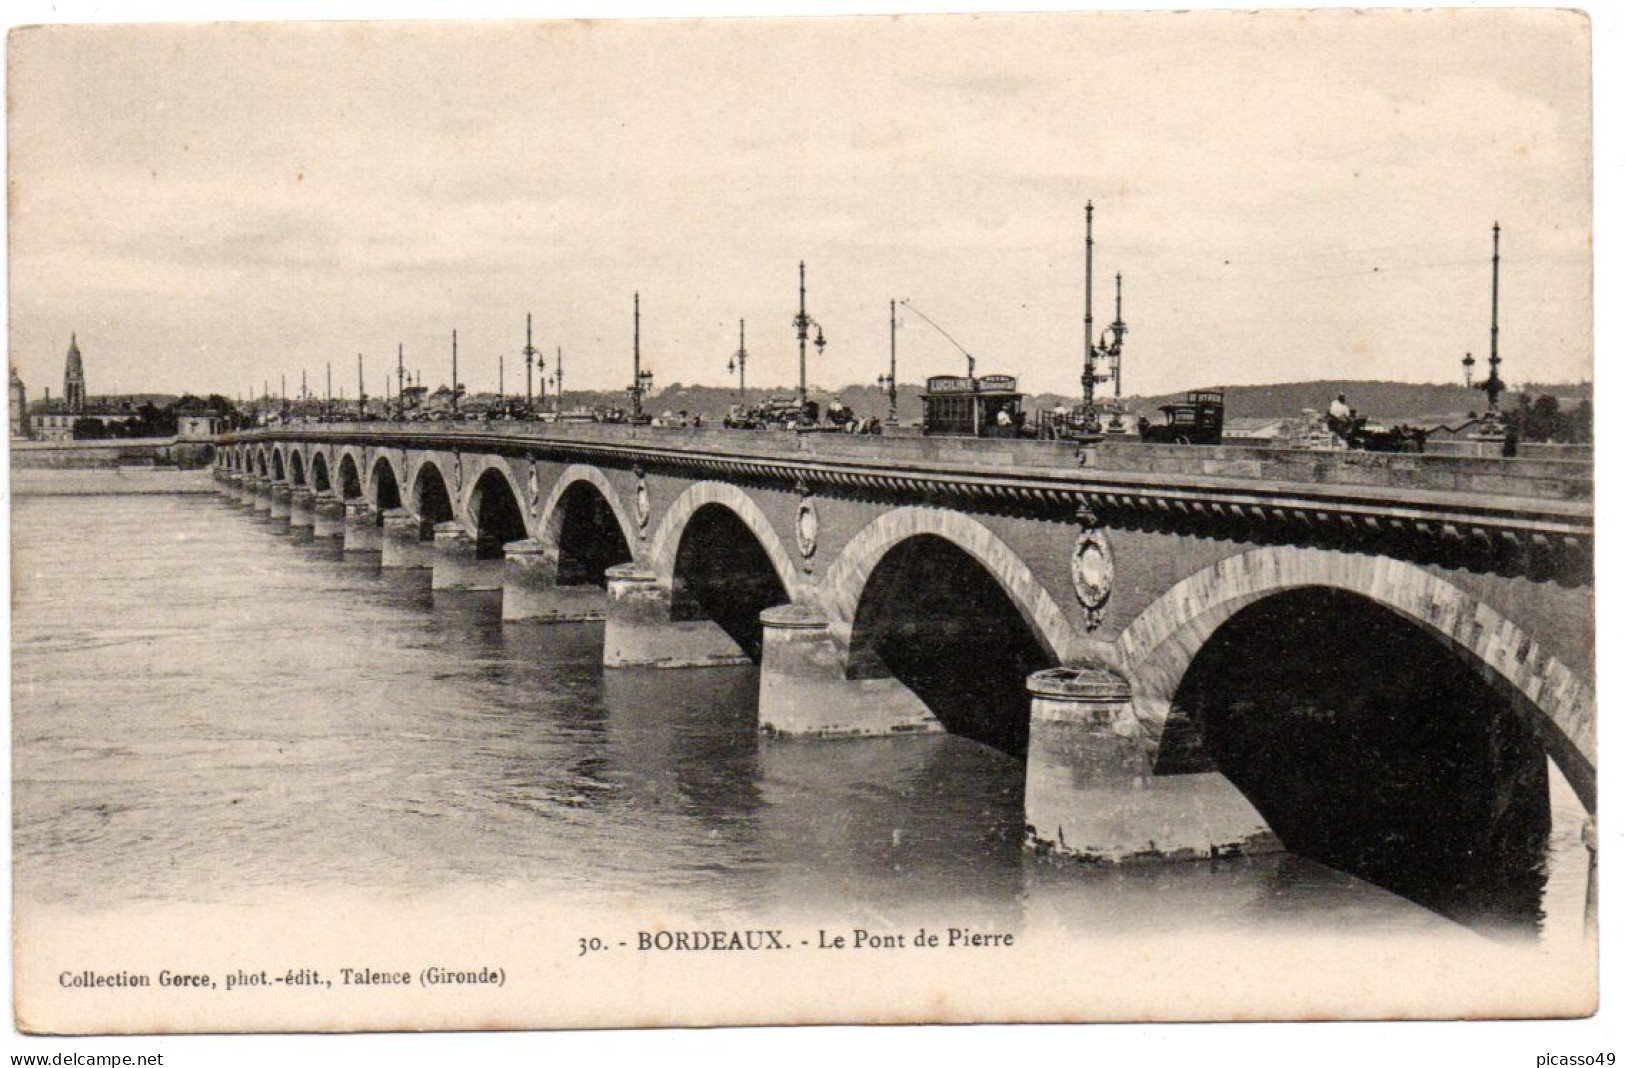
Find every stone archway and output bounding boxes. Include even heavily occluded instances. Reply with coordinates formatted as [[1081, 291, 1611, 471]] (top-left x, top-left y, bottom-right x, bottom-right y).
[[648, 481, 803, 602], [1117, 544, 1595, 811], [369, 454, 403, 512], [821, 505, 1079, 664], [535, 464, 642, 567]]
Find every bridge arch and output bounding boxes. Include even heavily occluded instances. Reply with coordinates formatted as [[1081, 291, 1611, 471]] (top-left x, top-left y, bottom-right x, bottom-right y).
[[822, 506, 1077, 663], [410, 460, 456, 529], [649, 482, 800, 662], [536, 465, 639, 585], [1118, 544, 1595, 811], [649, 481, 802, 601], [463, 459, 531, 558], [288, 449, 306, 487], [271, 448, 286, 482], [310, 451, 331, 494], [824, 506, 1073, 754], [369, 455, 403, 513], [336, 450, 364, 500]]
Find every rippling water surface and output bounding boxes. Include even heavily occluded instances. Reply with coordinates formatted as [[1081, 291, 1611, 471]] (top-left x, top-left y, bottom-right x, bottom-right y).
[[10, 495, 1591, 944]]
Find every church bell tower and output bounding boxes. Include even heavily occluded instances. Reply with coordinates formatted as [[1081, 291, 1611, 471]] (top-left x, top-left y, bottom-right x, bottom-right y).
[[64, 333, 86, 413]]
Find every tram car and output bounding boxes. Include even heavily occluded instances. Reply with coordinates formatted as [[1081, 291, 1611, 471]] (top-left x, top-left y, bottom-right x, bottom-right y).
[[920, 374, 1027, 438], [1137, 389, 1225, 445]]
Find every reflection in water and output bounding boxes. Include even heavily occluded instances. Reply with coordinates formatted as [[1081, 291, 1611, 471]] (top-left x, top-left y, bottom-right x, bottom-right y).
[[9, 497, 1589, 945]]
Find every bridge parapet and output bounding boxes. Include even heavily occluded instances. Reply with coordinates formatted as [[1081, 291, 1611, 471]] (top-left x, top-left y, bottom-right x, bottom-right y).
[[1089, 441, 1591, 502], [223, 424, 1592, 585], [222, 422, 1590, 500]]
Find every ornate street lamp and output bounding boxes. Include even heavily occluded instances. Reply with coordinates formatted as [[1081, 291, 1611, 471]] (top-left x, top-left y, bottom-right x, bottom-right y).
[[1462, 351, 1476, 390], [1102, 273, 1129, 432], [522, 313, 544, 411], [792, 261, 826, 410], [1079, 201, 1115, 433]]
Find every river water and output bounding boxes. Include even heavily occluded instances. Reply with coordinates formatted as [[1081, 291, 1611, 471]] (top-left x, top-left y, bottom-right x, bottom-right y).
[[10, 494, 1592, 947]]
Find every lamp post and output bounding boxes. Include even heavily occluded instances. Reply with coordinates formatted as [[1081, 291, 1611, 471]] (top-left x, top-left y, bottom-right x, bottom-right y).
[[1080, 201, 1114, 431], [522, 313, 544, 412], [877, 299, 898, 425], [727, 319, 748, 402], [553, 347, 563, 415], [357, 353, 365, 420], [628, 292, 653, 421], [451, 329, 459, 414], [1482, 221, 1505, 417], [1103, 273, 1129, 431], [792, 261, 826, 411], [1462, 352, 1476, 390]]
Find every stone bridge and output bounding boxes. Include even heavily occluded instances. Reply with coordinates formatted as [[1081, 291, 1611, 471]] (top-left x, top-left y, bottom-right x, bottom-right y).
[[212, 424, 1594, 869]]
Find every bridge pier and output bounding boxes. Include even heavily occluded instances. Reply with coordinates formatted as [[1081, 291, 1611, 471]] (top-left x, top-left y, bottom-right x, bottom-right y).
[[312, 492, 346, 539], [380, 509, 434, 569], [757, 604, 940, 736], [1023, 666, 1279, 864], [267, 480, 292, 525], [289, 486, 317, 535], [343, 501, 383, 554], [501, 539, 607, 623], [602, 564, 751, 668], [247, 476, 271, 515], [431, 522, 502, 591]]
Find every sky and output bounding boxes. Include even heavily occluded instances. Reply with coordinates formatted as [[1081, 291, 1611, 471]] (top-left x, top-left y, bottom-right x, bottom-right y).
[[5, 8, 1594, 402]]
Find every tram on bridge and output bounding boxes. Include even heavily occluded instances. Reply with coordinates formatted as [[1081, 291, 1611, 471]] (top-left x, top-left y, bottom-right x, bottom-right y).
[[920, 374, 1027, 438]]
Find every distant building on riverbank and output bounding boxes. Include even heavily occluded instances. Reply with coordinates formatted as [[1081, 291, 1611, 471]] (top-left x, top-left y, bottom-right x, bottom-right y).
[[10, 364, 30, 439]]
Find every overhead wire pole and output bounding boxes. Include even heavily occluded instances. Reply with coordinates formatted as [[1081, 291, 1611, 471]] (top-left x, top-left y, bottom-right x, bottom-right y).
[[629, 293, 652, 421], [357, 352, 366, 418], [1083, 200, 1097, 414], [885, 299, 899, 424], [396, 343, 406, 420], [1110, 273, 1127, 404], [554, 346, 563, 414], [451, 329, 459, 413], [1485, 221, 1504, 415], [728, 319, 748, 402]]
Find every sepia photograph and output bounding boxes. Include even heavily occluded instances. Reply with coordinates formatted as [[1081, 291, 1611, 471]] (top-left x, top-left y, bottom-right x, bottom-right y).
[[4, 0, 1608, 1051]]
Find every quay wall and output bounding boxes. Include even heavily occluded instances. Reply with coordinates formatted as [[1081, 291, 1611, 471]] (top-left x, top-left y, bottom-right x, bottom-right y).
[[9, 467, 217, 496], [10, 437, 215, 471]]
